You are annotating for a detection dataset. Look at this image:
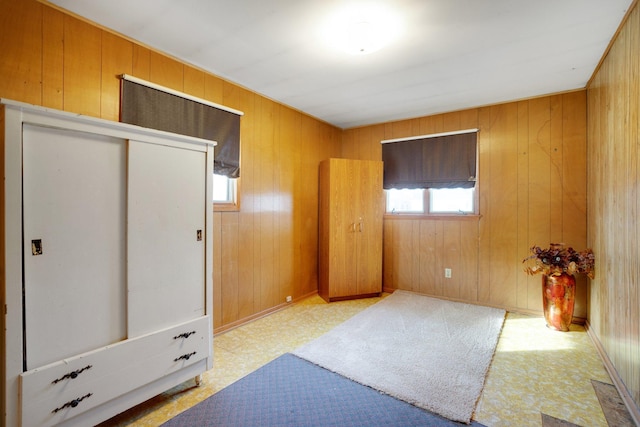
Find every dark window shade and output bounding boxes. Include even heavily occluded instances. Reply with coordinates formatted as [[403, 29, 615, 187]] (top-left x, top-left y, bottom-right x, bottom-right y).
[[121, 78, 241, 178], [382, 132, 477, 189]]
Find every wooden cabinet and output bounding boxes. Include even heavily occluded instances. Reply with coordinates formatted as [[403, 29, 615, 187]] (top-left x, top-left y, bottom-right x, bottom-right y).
[[2, 99, 215, 426], [318, 158, 384, 302]]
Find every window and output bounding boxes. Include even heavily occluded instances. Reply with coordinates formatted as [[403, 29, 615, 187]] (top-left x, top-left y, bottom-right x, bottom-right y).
[[386, 188, 475, 214], [430, 188, 474, 213], [212, 174, 229, 202], [381, 129, 478, 215], [213, 174, 238, 211], [386, 188, 424, 213]]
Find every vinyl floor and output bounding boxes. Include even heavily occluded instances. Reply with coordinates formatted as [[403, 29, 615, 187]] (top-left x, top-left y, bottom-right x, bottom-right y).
[[100, 293, 614, 427]]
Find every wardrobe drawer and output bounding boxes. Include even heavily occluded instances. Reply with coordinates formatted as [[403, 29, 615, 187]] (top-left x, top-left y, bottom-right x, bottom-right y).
[[20, 316, 211, 426]]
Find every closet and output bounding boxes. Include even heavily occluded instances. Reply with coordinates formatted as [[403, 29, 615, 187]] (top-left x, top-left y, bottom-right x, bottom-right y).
[[318, 158, 384, 302], [2, 99, 215, 426]]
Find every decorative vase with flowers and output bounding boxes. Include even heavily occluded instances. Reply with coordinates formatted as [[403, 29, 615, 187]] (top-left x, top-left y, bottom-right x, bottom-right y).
[[522, 243, 595, 331]]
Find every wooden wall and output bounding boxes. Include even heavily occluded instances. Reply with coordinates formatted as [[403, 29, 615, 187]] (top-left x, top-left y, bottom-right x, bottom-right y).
[[0, 0, 342, 333], [587, 0, 640, 414], [343, 92, 589, 318]]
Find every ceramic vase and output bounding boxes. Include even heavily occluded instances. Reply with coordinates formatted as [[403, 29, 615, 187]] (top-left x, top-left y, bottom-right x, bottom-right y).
[[542, 273, 576, 332]]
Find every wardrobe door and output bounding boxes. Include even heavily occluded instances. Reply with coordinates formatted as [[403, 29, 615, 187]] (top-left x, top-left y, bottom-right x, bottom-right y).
[[328, 159, 359, 298], [127, 140, 206, 337], [22, 125, 127, 370], [354, 160, 384, 295]]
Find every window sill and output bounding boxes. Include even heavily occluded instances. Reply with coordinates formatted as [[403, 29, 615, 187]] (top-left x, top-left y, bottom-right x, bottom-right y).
[[214, 202, 239, 212], [384, 213, 481, 221]]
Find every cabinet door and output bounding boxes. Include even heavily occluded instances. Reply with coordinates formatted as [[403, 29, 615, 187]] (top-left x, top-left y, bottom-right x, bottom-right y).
[[355, 161, 384, 295], [127, 140, 206, 337], [327, 159, 359, 298], [22, 125, 127, 369]]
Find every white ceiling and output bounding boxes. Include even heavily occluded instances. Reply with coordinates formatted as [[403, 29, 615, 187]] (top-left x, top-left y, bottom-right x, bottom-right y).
[[48, 0, 633, 129]]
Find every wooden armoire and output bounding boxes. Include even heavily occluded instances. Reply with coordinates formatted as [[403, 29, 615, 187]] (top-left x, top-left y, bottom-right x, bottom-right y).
[[318, 158, 384, 302]]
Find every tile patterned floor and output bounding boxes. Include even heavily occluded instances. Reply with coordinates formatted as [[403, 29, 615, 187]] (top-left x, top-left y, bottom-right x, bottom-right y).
[[474, 312, 611, 427], [100, 294, 612, 427]]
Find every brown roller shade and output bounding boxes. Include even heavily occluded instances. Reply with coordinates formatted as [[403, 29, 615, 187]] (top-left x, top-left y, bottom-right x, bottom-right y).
[[121, 78, 241, 178], [382, 131, 477, 189]]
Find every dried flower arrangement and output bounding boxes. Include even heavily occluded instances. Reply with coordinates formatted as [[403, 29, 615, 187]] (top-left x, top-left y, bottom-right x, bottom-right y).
[[523, 243, 595, 279]]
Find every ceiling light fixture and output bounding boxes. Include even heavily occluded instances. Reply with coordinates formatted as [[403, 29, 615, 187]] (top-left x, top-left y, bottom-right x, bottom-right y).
[[345, 20, 382, 54], [321, 4, 402, 55]]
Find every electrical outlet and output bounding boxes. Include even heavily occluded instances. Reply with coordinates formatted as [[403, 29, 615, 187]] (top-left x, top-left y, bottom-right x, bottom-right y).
[[286, 295, 292, 303], [444, 268, 452, 278]]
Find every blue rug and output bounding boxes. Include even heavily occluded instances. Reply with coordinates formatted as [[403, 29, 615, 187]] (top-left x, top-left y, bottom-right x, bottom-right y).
[[162, 353, 487, 427]]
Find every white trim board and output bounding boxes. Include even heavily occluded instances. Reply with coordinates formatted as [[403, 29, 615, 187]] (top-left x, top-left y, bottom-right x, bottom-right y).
[[121, 74, 244, 116]]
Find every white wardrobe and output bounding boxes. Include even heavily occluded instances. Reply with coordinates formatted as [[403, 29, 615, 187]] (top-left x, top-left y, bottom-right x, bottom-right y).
[[2, 99, 215, 426]]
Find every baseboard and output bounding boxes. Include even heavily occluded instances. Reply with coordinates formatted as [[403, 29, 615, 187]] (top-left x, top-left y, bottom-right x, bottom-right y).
[[585, 321, 640, 426], [381, 287, 589, 325], [324, 292, 381, 302], [213, 290, 318, 335]]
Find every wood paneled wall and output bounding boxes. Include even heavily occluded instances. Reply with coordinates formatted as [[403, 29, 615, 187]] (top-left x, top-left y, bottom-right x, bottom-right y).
[[5, 8, 637, 414], [343, 92, 589, 317], [587, 1, 640, 414], [0, 0, 342, 333]]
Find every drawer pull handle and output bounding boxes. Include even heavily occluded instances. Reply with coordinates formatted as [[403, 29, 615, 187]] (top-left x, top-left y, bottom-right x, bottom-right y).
[[174, 351, 197, 362], [174, 331, 196, 339], [52, 393, 92, 413], [52, 365, 93, 384]]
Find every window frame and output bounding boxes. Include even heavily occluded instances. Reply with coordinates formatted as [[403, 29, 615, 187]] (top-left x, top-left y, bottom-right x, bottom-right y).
[[384, 187, 479, 218]]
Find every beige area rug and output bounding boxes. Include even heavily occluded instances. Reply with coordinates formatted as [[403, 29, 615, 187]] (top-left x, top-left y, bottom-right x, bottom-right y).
[[292, 290, 506, 424]]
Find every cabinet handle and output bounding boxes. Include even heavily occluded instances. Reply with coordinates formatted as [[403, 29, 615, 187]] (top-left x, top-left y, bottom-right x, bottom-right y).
[[174, 351, 197, 362], [51, 365, 92, 384], [52, 393, 92, 413], [358, 219, 364, 232], [173, 331, 196, 340], [31, 239, 43, 255]]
